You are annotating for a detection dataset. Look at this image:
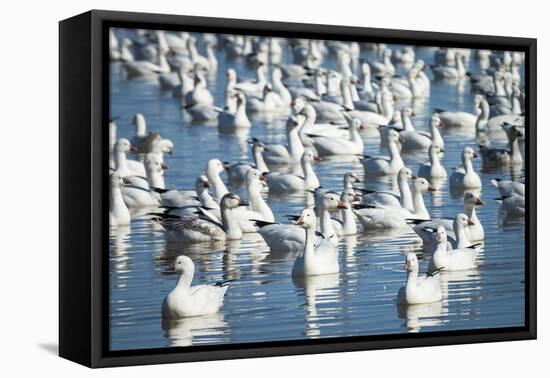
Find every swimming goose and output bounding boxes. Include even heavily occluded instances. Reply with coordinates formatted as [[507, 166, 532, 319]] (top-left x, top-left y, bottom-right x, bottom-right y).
[[121, 154, 166, 209], [411, 192, 485, 245], [331, 189, 359, 236], [343, 172, 362, 192], [256, 191, 346, 252], [370, 48, 395, 77], [428, 227, 477, 273], [354, 177, 435, 230], [109, 172, 131, 226], [233, 169, 274, 233], [265, 150, 320, 193], [491, 178, 524, 198], [358, 167, 416, 213], [449, 147, 482, 189], [479, 124, 523, 166], [362, 129, 404, 176], [112, 138, 145, 177], [418, 145, 447, 179], [123, 48, 170, 79], [291, 207, 339, 277], [271, 68, 292, 106], [262, 115, 305, 165], [226, 139, 270, 185], [159, 175, 216, 212], [161, 255, 229, 319], [397, 108, 433, 150], [434, 95, 481, 129], [218, 92, 252, 131], [205, 159, 229, 204], [247, 84, 286, 113], [308, 118, 364, 156], [397, 253, 442, 305], [184, 71, 214, 107], [496, 194, 525, 216], [155, 193, 246, 243], [233, 64, 267, 96], [475, 95, 525, 135], [187, 37, 216, 72], [430, 52, 466, 80]]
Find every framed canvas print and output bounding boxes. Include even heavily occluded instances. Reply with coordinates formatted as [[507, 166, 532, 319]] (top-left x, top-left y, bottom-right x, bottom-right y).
[[59, 10, 536, 368]]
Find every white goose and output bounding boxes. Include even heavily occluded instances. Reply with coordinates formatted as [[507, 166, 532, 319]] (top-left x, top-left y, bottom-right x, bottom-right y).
[[354, 177, 435, 230], [496, 194, 525, 216], [431, 52, 466, 80], [434, 95, 481, 129], [359, 167, 416, 213], [121, 154, 165, 209], [247, 84, 286, 113], [396, 108, 432, 150], [307, 118, 364, 156], [261, 115, 304, 165], [184, 71, 214, 107], [370, 48, 395, 77], [411, 192, 485, 245], [397, 253, 442, 305], [123, 48, 170, 79], [418, 145, 447, 179], [491, 178, 524, 198], [226, 139, 270, 185], [155, 193, 245, 243], [479, 124, 523, 166], [291, 207, 339, 277], [331, 190, 359, 236], [362, 129, 404, 176], [160, 175, 217, 212], [112, 138, 145, 177], [109, 172, 131, 226], [233, 65, 267, 96], [205, 159, 229, 204], [428, 226, 477, 273], [449, 147, 482, 189], [265, 150, 320, 193], [161, 255, 229, 319], [218, 92, 252, 131], [233, 169, 274, 233]]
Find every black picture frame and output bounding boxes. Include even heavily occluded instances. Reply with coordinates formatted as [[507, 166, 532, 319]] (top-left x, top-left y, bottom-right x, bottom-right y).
[[59, 9, 537, 368]]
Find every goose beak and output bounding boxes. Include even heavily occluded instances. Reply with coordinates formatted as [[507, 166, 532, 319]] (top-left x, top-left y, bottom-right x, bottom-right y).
[[122, 177, 132, 184], [161, 162, 169, 170], [468, 219, 475, 226], [428, 184, 437, 192], [404, 261, 411, 269], [398, 136, 405, 144], [472, 152, 479, 159], [337, 200, 347, 209], [238, 201, 249, 207], [314, 155, 322, 162], [412, 174, 418, 180], [295, 215, 304, 225], [203, 181, 210, 188], [130, 145, 138, 152], [475, 197, 485, 205], [353, 195, 362, 203]]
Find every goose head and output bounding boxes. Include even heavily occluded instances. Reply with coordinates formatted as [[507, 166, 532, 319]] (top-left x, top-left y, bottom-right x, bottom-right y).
[[503, 124, 524, 140], [434, 226, 447, 244], [343, 172, 362, 188], [294, 207, 317, 229], [226, 68, 237, 82], [132, 113, 147, 136], [301, 149, 320, 165], [398, 167, 417, 181], [430, 114, 442, 128], [323, 191, 347, 211], [206, 159, 226, 177], [401, 107, 414, 120], [462, 147, 478, 162], [249, 138, 268, 153], [429, 144, 445, 157], [173, 255, 194, 276], [387, 129, 404, 145], [145, 153, 168, 174], [114, 138, 136, 153], [291, 97, 306, 114], [412, 177, 436, 193], [194, 175, 210, 193], [340, 189, 360, 207], [156, 139, 174, 155], [403, 253, 419, 273], [464, 191, 484, 208], [361, 62, 371, 76], [110, 171, 127, 188], [350, 118, 364, 130], [245, 168, 267, 189], [455, 212, 475, 230], [220, 193, 247, 210]]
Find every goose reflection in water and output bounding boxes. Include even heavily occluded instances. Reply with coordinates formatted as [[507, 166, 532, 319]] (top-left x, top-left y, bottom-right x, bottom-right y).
[[162, 313, 229, 347]]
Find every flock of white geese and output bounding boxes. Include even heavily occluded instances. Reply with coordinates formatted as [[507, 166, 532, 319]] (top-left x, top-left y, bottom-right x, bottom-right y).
[[108, 29, 526, 320]]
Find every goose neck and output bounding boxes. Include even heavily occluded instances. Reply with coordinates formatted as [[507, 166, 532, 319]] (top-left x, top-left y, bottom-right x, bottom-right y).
[[412, 189, 429, 219], [208, 171, 228, 203], [398, 179, 413, 212], [253, 147, 269, 173], [176, 268, 194, 289], [221, 206, 242, 239]]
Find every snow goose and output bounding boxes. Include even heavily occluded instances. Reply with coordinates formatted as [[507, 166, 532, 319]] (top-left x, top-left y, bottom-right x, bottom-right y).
[[491, 178, 524, 198], [205, 159, 229, 204], [247, 84, 286, 113], [155, 193, 246, 243], [161, 255, 229, 319], [255, 191, 345, 252], [476, 95, 525, 135], [109, 172, 131, 226], [343, 172, 362, 192], [226, 138, 270, 185], [358, 167, 416, 213], [353, 177, 435, 230], [112, 138, 145, 177], [233, 64, 267, 97], [411, 192, 485, 245], [159, 175, 216, 212], [265, 150, 320, 193], [478, 124, 523, 167], [187, 37, 216, 72], [218, 92, 252, 131], [291, 207, 339, 277], [362, 129, 404, 176], [397, 253, 442, 305], [184, 71, 214, 107], [428, 227, 477, 273], [233, 169, 274, 233], [418, 145, 447, 179], [271, 68, 292, 106], [397, 108, 432, 150], [496, 194, 525, 216], [121, 155, 166, 209], [123, 48, 170, 79], [449, 147, 482, 189], [370, 48, 395, 77], [331, 190, 359, 236], [430, 52, 466, 80], [307, 118, 364, 156], [262, 115, 305, 165], [434, 95, 481, 129]]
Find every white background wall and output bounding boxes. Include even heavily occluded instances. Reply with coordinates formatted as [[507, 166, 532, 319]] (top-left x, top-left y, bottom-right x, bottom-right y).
[[1, 0, 545, 376]]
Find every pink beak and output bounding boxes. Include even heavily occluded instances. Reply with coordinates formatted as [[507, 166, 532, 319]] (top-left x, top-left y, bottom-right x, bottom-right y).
[[161, 162, 169, 170]]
